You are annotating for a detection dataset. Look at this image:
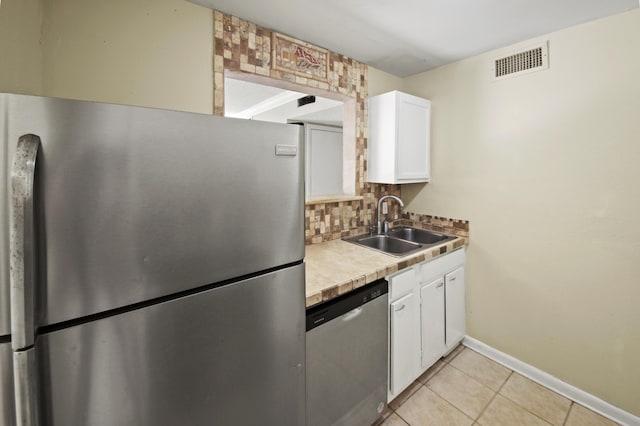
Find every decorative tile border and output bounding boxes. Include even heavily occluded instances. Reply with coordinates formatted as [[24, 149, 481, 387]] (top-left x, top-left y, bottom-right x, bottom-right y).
[[212, 10, 403, 244], [272, 32, 329, 81]]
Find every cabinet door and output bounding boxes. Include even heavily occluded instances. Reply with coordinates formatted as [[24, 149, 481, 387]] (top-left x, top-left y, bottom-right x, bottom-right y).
[[396, 95, 430, 181], [37, 264, 305, 426], [389, 292, 420, 398], [445, 267, 466, 348], [304, 124, 343, 197], [420, 278, 445, 370]]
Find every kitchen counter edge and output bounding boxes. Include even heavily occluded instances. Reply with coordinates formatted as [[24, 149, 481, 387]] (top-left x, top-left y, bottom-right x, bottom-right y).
[[305, 236, 467, 308]]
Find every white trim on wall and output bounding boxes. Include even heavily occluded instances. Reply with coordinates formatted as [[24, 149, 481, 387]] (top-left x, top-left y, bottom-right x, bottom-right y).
[[463, 336, 640, 426]]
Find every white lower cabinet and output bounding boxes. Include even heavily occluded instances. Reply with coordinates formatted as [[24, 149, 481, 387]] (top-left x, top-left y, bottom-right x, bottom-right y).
[[389, 292, 420, 396], [445, 267, 466, 349], [420, 277, 445, 369], [388, 248, 466, 402]]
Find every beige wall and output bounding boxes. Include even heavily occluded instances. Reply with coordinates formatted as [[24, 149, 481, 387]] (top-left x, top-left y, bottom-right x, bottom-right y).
[[0, 0, 44, 95], [368, 67, 404, 96], [38, 0, 213, 113], [1, 0, 400, 115], [401, 9, 640, 415]]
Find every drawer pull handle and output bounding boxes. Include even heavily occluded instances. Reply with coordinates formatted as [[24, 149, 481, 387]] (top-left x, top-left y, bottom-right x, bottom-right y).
[[394, 304, 405, 312], [449, 277, 456, 281], [436, 282, 444, 288]]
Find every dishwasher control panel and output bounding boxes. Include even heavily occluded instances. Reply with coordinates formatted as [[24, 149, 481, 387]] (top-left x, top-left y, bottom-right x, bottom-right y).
[[305, 278, 388, 331]]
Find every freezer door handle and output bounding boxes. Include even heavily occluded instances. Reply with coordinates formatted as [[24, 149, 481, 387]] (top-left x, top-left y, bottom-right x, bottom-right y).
[[14, 348, 40, 425], [10, 134, 41, 350]]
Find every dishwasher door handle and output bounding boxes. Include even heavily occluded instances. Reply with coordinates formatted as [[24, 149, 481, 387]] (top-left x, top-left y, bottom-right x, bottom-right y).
[[341, 306, 364, 322]]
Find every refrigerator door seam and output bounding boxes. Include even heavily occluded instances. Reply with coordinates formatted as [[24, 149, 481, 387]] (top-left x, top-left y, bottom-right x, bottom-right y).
[[39, 258, 305, 336]]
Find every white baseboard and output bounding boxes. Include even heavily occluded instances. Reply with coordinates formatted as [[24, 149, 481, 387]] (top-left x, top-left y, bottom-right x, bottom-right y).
[[462, 336, 640, 426]]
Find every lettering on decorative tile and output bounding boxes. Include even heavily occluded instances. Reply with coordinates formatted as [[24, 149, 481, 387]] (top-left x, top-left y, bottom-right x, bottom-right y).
[[272, 32, 328, 81]]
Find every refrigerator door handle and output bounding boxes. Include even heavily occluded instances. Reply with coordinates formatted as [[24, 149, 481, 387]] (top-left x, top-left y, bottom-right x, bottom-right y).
[[10, 134, 41, 350], [14, 348, 40, 425], [10, 134, 42, 426]]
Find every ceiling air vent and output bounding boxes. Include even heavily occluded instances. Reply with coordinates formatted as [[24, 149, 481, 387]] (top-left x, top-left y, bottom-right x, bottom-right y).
[[493, 42, 548, 80]]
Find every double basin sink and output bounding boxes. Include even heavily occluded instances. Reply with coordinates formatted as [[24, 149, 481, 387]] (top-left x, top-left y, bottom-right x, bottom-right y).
[[343, 226, 456, 257]]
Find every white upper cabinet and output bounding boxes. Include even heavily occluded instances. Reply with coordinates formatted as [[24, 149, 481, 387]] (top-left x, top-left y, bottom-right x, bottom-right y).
[[367, 91, 431, 184]]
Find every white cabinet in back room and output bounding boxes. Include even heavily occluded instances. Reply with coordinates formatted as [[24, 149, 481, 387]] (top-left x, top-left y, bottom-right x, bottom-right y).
[[367, 91, 431, 184]]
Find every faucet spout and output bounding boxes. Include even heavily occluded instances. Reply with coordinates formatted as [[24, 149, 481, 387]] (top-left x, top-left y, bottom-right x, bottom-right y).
[[377, 195, 404, 234]]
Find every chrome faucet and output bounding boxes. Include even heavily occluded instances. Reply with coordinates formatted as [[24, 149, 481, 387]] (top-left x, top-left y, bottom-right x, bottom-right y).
[[377, 195, 404, 234]]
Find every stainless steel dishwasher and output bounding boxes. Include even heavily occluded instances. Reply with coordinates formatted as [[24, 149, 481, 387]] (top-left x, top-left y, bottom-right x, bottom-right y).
[[306, 279, 388, 426]]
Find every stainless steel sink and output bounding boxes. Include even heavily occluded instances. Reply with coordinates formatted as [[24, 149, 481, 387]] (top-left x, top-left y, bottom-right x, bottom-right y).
[[351, 235, 422, 255], [386, 227, 456, 245], [343, 227, 456, 257]]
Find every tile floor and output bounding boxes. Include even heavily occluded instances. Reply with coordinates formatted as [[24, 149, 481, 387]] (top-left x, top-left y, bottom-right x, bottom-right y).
[[376, 344, 620, 426]]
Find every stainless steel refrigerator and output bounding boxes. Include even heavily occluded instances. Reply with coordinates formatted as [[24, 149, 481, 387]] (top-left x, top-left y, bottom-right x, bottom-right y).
[[0, 94, 306, 426]]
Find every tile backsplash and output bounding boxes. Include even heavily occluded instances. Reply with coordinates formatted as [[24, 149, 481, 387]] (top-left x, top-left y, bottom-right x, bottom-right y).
[[305, 185, 402, 244], [395, 212, 470, 239], [306, 206, 470, 245]]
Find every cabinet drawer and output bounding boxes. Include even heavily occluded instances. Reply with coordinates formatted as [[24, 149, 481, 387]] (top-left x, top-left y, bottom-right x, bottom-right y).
[[419, 248, 465, 284], [389, 267, 416, 300]]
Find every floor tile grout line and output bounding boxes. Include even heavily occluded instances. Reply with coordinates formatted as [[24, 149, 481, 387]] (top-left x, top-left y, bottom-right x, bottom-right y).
[[562, 401, 574, 426], [446, 360, 497, 394], [394, 409, 411, 426], [421, 383, 476, 425], [497, 374, 565, 426], [388, 346, 462, 416], [496, 392, 559, 426], [471, 366, 513, 423], [443, 344, 465, 364], [389, 381, 423, 412], [425, 362, 491, 422], [495, 369, 513, 394], [472, 384, 500, 423], [473, 370, 513, 424], [391, 348, 473, 426], [387, 380, 426, 424]]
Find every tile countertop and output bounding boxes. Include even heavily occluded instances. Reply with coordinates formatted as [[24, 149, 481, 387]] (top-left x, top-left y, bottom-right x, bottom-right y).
[[305, 235, 467, 308]]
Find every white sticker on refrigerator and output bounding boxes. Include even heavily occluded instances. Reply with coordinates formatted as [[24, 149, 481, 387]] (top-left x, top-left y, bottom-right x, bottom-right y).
[[275, 144, 298, 156]]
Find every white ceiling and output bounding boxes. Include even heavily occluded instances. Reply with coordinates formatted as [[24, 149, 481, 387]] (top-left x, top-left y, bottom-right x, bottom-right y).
[[187, 0, 638, 77]]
